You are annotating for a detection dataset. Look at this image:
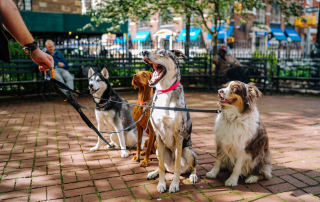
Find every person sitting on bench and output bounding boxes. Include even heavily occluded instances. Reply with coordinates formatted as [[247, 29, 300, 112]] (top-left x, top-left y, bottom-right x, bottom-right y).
[[212, 46, 249, 84], [32, 40, 77, 97]]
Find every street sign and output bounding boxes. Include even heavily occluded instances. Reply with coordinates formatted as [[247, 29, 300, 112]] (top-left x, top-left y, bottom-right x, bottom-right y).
[[301, 7, 319, 13]]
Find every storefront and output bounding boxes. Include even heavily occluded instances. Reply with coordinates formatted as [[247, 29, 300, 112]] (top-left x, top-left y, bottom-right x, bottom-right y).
[[176, 28, 202, 48], [250, 25, 271, 52], [131, 31, 151, 49], [153, 29, 177, 50], [206, 26, 234, 43]]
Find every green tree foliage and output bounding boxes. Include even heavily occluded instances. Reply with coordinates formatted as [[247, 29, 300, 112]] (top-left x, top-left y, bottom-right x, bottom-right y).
[[84, 0, 302, 54]]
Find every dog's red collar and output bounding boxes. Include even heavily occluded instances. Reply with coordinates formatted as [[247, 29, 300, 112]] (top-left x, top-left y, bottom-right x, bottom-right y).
[[156, 81, 180, 95], [138, 99, 146, 105]]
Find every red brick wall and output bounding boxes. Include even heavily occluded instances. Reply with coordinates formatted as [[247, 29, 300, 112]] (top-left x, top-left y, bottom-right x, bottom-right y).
[[30, 0, 81, 13], [265, 4, 271, 26], [150, 13, 159, 38]]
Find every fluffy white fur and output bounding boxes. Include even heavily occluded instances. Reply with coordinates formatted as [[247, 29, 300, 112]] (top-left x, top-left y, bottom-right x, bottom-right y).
[[206, 81, 272, 186]]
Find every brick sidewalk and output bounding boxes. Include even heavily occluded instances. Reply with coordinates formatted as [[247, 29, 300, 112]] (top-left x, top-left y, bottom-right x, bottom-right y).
[[0, 93, 319, 202]]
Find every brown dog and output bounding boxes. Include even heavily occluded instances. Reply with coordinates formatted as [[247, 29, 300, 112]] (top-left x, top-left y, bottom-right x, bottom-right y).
[[132, 71, 156, 167]]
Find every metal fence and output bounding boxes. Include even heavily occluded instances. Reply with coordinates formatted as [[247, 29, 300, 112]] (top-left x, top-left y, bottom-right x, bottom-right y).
[[8, 37, 315, 60]]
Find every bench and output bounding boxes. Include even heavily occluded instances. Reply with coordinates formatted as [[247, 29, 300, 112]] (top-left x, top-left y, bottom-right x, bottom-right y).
[[0, 56, 211, 99], [180, 57, 211, 91], [0, 59, 47, 99], [214, 58, 268, 94], [271, 58, 320, 94], [66, 57, 97, 91]]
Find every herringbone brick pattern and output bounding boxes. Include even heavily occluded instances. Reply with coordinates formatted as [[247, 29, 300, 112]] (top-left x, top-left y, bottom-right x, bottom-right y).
[[0, 93, 319, 202]]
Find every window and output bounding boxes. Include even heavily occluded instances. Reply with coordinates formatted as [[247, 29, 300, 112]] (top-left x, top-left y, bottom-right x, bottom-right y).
[[287, 15, 295, 25], [270, 3, 281, 23], [159, 14, 174, 27], [254, 8, 265, 24], [15, 0, 32, 10], [138, 19, 150, 28]]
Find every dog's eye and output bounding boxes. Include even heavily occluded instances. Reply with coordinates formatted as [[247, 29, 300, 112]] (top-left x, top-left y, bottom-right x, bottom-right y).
[[97, 79, 101, 82], [143, 73, 147, 76]]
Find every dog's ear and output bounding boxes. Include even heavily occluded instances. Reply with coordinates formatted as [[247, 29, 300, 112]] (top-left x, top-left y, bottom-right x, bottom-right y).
[[101, 67, 109, 79], [170, 50, 188, 59], [88, 67, 94, 78], [246, 82, 262, 106]]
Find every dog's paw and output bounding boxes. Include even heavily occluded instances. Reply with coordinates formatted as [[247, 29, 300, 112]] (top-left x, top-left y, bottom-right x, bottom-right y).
[[169, 182, 179, 193], [146, 171, 158, 179], [225, 178, 238, 187], [121, 151, 129, 158], [189, 174, 198, 183], [132, 155, 139, 162], [245, 175, 259, 184], [157, 183, 166, 193], [107, 142, 117, 148], [90, 146, 99, 152], [140, 160, 148, 167], [206, 170, 218, 179], [141, 151, 146, 156]]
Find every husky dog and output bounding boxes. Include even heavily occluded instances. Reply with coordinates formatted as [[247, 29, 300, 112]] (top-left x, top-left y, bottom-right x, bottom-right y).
[[142, 49, 198, 193], [88, 67, 143, 157]]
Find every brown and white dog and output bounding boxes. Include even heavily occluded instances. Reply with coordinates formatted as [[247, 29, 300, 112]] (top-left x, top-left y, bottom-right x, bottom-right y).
[[206, 81, 272, 186], [132, 71, 156, 167]]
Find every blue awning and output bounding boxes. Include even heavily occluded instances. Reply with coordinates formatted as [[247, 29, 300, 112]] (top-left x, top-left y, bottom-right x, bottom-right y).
[[132, 32, 150, 42], [285, 29, 301, 42], [113, 33, 131, 43], [206, 26, 234, 40], [270, 28, 287, 41], [176, 28, 202, 41]]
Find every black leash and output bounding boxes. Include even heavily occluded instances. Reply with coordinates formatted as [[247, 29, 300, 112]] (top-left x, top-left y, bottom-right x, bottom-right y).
[[45, 75, 221, 151], [46, 76, 222, 114], [46, 76, 152, 151]]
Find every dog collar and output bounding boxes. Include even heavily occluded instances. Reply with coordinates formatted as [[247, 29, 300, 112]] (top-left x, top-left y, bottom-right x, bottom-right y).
[[156, 81, 180, 95], [138, 100, 146, 105], [97, 102, 107, 106]]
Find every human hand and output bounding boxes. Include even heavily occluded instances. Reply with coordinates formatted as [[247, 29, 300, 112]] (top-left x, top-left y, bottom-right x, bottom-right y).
[[30, 48, 54, 71], [58, 62, 64, 68]]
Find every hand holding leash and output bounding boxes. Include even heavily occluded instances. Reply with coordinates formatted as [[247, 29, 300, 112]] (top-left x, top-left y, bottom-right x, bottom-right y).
[[43, 68, 55, 79]]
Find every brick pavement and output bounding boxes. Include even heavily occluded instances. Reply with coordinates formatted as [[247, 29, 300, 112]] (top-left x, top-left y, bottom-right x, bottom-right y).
[[0, 93, 320, 202]]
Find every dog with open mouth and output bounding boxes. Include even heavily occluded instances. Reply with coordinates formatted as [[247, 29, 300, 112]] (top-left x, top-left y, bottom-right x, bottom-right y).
[[206, 81, 272, 186], [142, 49, 198, 193], [88, 67, 143, 157]]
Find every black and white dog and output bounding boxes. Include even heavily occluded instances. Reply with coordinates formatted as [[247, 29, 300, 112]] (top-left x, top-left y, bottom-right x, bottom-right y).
[[142, 49, 198, 193], [88, 68, 143, 157]]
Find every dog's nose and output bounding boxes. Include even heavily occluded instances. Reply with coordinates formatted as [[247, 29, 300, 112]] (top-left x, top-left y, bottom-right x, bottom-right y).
[[218, 89, 224, 94], [89, 84, 93, 88], [141, 50, 149, 57]]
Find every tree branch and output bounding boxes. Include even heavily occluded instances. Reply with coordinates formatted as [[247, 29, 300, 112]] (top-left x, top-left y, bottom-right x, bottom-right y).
[[196, 6, 212, 35]]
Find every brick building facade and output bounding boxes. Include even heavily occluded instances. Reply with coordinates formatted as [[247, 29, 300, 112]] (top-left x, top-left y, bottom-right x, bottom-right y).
[[14, 0, 81, 13], [129, 1, 314, 51]]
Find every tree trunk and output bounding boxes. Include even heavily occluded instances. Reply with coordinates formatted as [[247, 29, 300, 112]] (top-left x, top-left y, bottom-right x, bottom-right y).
[[316, 8, 320, 49], [211, 2, 219, 55], [185, 13, 191, 58]]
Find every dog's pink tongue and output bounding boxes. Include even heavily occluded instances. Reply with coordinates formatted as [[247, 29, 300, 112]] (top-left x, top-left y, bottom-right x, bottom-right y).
[[220, 98, 233, 103]]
